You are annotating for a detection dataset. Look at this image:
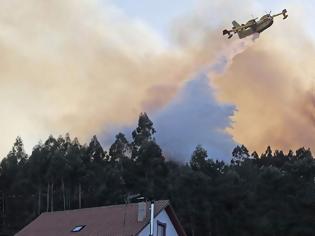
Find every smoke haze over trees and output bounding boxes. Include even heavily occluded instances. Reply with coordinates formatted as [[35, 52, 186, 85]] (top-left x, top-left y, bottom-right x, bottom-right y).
[[1, 113, 315, 235], [102, 73, 239, 163], [153, 74, 236, 162], [2, 0, 315, 160]]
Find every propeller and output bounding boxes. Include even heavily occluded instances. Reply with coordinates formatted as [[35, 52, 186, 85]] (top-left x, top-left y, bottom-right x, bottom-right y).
[[250, 14, 258, 21], [282, 9, 288, 19], [223, 29, 233, 39]]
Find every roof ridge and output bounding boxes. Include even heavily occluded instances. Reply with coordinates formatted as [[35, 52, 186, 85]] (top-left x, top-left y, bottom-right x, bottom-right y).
[[40, 199, 170, 215], [16, 199, 185, 236]]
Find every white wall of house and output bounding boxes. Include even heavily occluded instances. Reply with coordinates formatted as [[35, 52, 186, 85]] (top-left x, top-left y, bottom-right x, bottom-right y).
[[138, 209, 179, 236]]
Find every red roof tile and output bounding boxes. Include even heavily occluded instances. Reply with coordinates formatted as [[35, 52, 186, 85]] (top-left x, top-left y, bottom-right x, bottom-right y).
[[16, 200, 185, 236]]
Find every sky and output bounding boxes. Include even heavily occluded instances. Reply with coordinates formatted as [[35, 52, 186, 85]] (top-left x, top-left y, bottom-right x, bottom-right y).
[[113, 0, 193, 38], [1, 0, 315, 161]]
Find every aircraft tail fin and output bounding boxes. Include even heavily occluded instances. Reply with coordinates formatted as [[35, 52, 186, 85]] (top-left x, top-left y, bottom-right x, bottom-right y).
[[232, 21, 240, 28]]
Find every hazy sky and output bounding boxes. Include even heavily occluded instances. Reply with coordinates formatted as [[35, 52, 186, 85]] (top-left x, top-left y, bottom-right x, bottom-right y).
[[113, 0, 193, 37], [1, 0, 315, 160], [113, 0, 314, 40]]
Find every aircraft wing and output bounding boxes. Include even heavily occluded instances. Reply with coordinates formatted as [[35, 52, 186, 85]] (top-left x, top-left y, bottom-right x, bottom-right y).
[[223, 21, 256, 38], [233, 21, 256, 32], [272, 9, 288, 19]]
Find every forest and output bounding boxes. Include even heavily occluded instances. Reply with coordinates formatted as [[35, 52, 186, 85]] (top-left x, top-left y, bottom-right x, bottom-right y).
[[1, 113, 315, 236]]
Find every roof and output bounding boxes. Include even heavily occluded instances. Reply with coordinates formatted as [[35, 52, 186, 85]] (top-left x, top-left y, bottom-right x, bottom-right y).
[[16, 200, 187, 236]]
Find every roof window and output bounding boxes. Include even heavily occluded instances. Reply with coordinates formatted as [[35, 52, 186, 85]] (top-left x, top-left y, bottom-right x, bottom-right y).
[[71, 225, 86, 232]]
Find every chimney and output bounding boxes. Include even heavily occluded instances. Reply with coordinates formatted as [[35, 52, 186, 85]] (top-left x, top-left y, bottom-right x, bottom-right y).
[[149, 201, 154, 236], [137, 202, 146, 222]]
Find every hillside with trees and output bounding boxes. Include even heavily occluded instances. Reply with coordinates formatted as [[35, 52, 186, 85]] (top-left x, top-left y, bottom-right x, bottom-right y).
[[1, 113, 315, 236]]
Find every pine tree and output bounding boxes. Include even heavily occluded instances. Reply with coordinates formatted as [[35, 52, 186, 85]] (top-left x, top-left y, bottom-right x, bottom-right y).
[[130, 113, 167, 199], [8, 137, 28, 166], [0, 137, 28, 233], [109, 133, 131, 162], [131, 112, 155, 159], [86, 135, 105, 163], [231, 145, 250, 166], [190, 145, 208, 171]]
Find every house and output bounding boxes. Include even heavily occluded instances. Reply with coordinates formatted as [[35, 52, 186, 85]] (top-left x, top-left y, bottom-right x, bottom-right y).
[[16, 200, 187, 236]]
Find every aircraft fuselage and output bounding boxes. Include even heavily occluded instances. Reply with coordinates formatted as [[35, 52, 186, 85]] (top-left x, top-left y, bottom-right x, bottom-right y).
[[238, 16, 273, 39], [256, 18, 274, 33]]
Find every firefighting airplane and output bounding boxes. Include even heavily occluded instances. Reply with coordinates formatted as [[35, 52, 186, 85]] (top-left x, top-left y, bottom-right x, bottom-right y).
[[223, 9, 288, 39]]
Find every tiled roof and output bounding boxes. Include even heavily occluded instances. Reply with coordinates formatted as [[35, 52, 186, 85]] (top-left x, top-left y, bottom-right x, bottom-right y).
[[16, 200, 181, 236]]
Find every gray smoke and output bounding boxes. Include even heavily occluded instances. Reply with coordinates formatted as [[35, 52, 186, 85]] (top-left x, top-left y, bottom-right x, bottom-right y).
[[102, 36, 255, 162], [101, 73, 237, 162], [152, 36, 256, 162], [153, 73, 236, 162]]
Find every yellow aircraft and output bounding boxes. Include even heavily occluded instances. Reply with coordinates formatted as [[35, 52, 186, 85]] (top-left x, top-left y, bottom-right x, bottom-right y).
[[223, 9, 288, 39]]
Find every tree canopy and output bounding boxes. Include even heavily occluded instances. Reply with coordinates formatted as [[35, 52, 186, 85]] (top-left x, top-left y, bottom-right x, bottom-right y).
[[1, 114, 315, 236]]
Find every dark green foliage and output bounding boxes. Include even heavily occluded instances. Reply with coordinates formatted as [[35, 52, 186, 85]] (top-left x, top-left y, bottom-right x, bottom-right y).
[[129, 114, 167, 200], [1, 115, 315, 236], [231, 145, 250, 166], [109, 133, 131, 162]]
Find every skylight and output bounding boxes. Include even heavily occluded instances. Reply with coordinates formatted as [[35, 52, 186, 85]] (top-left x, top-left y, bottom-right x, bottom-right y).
[[71, 225, 86, 232]]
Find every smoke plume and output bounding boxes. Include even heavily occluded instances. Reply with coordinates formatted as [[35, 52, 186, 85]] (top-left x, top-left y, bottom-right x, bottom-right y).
[[102, 36, 256, 162], [1, 0, 315, 161], [152, 37, 256, 162], [153, 75, 236, 162]]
